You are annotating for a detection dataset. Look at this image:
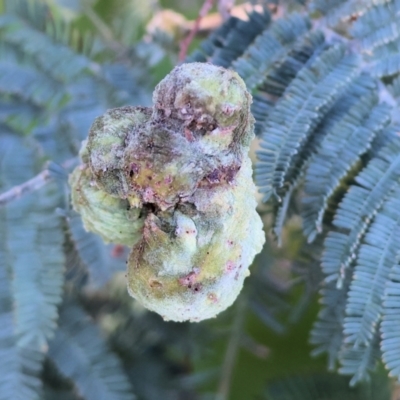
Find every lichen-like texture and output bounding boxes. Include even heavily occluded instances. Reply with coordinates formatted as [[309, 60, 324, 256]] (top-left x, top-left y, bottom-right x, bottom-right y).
[[69, 63, 265, 322]]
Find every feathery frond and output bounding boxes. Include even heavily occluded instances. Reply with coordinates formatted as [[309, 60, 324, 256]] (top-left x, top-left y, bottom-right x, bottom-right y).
[[48, 301, 135, 400], [343, 186, 400, 349], [310, 274, 351, 370], [338, 333, 381, 386], [67, 211, 126, 288], [210, 7, 272, 68], [0, 134, 65, 400], [232, 14, 311, 91], [0, 217, 42, 400], [4, 0, 400, 395], [311, 0, 400, 78], [381, 250, 400, 379], [256, 44, 359, 204], [301, 76, 390, 242], [321, 137, 400, 285], [187, 8, 271, 64]]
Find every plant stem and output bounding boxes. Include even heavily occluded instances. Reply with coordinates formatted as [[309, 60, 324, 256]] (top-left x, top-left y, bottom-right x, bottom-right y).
[[0, 169, 51, 207], [0, 158, 77, 207], [83, 2, 124, 54], [179, 0, 214, 61], [216, 295, 247, 400]]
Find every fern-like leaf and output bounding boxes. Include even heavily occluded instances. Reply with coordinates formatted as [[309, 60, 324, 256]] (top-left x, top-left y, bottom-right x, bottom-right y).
[[187, 16, 248, 63], [0, 134, 65, 399], [338, 333, 381, 386], [0, 62, 67, 110], [0, 222, 42, 400], [67, 211, 126, 288], [310, 271, 351, 369], [249, 30, 325, 136], [48, 301, 135, 400], [0, 14, 90, 82], [252, 30, 325, 98], [311, 0, 400, 78], [381, 251, 400, 378], [232, 14, 311, 91], [256, 44, 358, 203], [322, 136, 400, 284], [210, 7, 272, 68], [343, 186, 400, 349], [302, 76, 391, 242]]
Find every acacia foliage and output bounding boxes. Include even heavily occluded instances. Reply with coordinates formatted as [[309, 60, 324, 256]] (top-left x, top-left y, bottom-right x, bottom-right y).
[[190, 0, 400, 387], [2, 0, 400, 398]]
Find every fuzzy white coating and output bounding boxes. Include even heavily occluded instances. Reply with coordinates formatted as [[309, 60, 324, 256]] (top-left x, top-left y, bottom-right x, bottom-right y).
[[70, 63, 265, 322], [126, 158, 265, 322]]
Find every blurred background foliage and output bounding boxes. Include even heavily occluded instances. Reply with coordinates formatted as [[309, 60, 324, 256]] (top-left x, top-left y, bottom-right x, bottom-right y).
[[0, 0, 397, 399]]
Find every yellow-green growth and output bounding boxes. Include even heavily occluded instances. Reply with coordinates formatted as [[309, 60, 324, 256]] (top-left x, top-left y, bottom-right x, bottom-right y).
[[69, 165, 143, 247], [69, 63, 265, 322], [127, 157, 264, 322]]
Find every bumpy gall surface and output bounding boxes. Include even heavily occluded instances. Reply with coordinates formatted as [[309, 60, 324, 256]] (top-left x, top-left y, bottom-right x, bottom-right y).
[[69, 63, 265, 322]]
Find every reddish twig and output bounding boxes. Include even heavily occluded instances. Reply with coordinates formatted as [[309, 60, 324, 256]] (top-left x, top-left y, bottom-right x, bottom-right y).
[[0, 169, 52, 207], [0, 158, 77, 207], [179, 0, 215, 61], [217, 0, 234, 21]]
